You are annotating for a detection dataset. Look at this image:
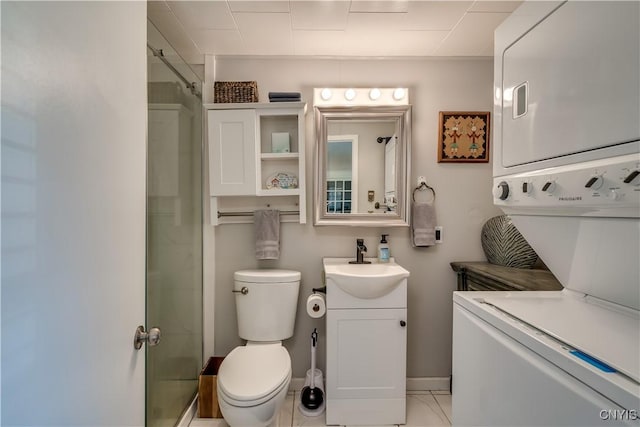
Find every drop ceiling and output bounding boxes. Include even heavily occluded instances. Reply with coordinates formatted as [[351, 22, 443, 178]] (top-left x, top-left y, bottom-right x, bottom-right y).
[[148, 0, 523, 64]]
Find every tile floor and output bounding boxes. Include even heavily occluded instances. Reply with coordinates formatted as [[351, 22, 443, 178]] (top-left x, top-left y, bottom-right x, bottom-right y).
[[190, 391, 451, 427]]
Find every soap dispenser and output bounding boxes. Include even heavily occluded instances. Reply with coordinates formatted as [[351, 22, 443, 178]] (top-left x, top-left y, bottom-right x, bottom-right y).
[[378, 234, 390, 263]]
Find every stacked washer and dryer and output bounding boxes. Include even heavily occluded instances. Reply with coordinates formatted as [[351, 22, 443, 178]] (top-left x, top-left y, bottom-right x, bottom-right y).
[[453, 2, 640, 426]]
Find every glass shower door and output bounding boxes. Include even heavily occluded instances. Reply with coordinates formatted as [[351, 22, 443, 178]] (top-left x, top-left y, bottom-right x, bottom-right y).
[[146, 21, 203, 427]]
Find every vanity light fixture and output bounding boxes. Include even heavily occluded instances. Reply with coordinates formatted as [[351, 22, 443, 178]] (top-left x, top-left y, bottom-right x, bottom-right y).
[[313, 88, 409, 106], [393, 88, 406, 101], [344, 88, 356, 101]]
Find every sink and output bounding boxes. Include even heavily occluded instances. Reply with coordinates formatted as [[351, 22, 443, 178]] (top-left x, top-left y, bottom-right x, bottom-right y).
[[323, 257, 410, 299]]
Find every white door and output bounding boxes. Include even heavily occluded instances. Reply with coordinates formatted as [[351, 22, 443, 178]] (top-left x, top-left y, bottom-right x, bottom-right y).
[[1, 2, 147, 426]]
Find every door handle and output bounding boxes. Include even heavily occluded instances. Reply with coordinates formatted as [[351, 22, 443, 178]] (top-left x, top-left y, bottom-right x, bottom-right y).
[[134, 325, 161, 350]]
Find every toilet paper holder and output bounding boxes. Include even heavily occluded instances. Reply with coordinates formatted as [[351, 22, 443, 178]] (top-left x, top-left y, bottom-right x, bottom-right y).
[[312, 286, 326, 294]]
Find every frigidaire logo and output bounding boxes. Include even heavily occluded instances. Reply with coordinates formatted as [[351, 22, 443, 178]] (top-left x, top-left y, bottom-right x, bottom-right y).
[[559, 196, 582, 201]]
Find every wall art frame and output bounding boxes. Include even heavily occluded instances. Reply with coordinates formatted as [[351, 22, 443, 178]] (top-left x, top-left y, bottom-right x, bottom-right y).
[[437, 111, 490, 163]]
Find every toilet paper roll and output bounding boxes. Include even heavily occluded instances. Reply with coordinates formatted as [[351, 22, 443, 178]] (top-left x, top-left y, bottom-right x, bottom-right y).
[[306, 294, 326, 318]]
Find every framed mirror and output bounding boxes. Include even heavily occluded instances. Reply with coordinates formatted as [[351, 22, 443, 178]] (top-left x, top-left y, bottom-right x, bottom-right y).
[[314, 105, 411, 226]]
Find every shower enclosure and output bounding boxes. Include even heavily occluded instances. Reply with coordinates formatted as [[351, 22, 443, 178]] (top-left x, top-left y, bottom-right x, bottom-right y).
[[147, 21, 203, 427]]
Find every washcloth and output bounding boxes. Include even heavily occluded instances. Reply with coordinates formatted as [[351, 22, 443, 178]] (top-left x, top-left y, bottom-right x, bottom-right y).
[[254, 209, 280, 259], [411, 202, 436, 247]]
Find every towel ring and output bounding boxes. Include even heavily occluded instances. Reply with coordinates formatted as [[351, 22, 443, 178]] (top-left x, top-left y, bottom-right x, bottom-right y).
[[412, 182, 436, 203]]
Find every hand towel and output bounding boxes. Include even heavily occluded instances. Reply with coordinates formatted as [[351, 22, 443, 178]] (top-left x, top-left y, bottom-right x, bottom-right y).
[[411, 202, 436, 247], [254, 209, 280, 259]]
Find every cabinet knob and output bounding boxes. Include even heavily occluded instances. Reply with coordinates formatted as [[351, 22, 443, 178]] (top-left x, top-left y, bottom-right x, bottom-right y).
[[400, 320, 406, 327]]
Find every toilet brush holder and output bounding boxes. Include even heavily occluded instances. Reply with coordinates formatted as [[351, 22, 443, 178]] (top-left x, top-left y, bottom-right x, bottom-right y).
[[299, 368, 325, 417]]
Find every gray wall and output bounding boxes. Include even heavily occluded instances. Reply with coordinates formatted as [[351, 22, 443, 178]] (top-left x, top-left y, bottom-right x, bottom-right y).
[[210, 57, 501, 379]]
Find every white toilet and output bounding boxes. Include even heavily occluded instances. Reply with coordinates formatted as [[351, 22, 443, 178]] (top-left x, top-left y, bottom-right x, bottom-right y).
[[217, 269, 301, 427]]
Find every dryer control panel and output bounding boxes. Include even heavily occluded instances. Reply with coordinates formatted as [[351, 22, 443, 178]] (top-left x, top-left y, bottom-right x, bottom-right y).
[[493, 153, 640, 218]]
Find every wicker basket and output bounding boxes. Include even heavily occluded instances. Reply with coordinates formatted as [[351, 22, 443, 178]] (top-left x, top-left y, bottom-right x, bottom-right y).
[[214, 81, 259, 103]]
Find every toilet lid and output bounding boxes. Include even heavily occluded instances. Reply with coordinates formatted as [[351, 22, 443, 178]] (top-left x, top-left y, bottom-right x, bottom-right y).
[[218, 344, 291, 403], [234, 269, 301, 283]]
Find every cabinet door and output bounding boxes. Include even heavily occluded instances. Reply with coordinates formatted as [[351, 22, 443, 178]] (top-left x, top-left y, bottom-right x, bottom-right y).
[[327, 308, 406, 400], [208, 109, 256, 196]]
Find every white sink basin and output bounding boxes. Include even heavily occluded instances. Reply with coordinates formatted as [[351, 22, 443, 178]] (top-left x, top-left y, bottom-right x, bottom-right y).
[[323, 257, 410, 299]]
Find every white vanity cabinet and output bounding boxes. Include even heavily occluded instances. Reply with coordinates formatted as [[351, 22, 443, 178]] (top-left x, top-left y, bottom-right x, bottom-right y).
[[205, 102, 306, 224], [325, 278, 407, 425]]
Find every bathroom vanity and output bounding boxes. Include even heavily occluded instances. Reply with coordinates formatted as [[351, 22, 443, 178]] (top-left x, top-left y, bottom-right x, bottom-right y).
[[323, 257, 409, 425]]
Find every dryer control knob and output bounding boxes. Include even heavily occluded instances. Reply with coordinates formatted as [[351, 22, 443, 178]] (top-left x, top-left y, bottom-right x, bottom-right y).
[[541, 181, 556, 193], [493, 181, 510, 200], [608, 189, 621, 201], [585, 175, 604, 190], [623, 170, 640, 185]]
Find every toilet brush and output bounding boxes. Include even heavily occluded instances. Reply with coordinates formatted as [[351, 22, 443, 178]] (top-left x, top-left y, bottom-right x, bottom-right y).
[[300, 328, 324, 410]]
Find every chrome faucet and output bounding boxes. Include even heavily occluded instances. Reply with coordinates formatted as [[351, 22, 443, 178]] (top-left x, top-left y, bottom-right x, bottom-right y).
[[349, 238, 372, 264]]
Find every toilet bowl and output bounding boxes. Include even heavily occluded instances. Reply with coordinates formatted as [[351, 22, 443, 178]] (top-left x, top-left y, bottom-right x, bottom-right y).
[[216, 269, 300, 427], [217, 343, 291, 426]]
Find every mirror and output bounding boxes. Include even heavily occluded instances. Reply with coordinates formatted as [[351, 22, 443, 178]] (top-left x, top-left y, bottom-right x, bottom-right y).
[[314, 105, 411, 226]]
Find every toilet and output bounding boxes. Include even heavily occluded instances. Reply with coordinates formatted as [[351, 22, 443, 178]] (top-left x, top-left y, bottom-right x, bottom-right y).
[[217, 269, 301, 427]]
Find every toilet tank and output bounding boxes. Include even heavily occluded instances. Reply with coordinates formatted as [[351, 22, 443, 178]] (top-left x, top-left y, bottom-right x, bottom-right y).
[[234, 269, 301, 342]]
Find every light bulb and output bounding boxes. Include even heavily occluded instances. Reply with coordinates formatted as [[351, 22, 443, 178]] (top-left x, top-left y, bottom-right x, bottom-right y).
[[369, 88, 381, 100], [344, 88, 356, 101], [321, 88, 332, 101], [393, 88, 405, 100]]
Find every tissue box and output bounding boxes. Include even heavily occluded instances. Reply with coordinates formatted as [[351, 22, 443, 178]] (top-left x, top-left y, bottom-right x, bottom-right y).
[[271, 132, 290, 153]]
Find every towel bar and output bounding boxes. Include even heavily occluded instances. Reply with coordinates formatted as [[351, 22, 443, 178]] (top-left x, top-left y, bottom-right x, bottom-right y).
[[217, 210, 300, 218]]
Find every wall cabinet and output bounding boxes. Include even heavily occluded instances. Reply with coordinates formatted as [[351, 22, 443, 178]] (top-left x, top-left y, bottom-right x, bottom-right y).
[[205, 102, 306, 224]]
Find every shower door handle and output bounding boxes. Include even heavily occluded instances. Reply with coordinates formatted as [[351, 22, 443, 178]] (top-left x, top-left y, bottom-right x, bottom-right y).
[[133, 325, 161, 350]]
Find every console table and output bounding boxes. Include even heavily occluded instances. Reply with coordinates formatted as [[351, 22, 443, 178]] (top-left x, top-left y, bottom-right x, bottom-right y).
[[450, 261, 563, 292]]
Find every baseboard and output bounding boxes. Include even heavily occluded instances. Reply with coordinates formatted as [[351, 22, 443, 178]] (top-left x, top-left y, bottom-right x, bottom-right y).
[[288, 376, 450, 393], [177, 394, 198, 427]]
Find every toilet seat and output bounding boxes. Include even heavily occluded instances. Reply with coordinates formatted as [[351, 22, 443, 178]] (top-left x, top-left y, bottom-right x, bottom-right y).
[[218, 344, 291, 408]]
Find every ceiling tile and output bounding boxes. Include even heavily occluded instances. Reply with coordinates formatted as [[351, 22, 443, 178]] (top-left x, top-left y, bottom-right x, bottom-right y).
[[402, 1, 473, 31], [434, 11, 510, 56], [468, 1, 523, 13], [346, 11, 406, 32], [340, 29, 446, 56], [292, 30, 346, 55], [349, 1, 409, 13], [191, 29, 245, 55], [291, 1, 350, 30], [228, 1, 289, 13], [167, 1, 236, 30], [233, 12, 294, 55]]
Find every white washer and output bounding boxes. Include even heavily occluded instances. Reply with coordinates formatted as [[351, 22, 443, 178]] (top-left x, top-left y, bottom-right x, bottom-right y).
[[453, 290, 640, 426]]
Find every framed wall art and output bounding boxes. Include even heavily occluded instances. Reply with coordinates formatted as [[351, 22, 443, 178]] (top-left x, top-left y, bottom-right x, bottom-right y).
[[437, 111, 490, 163]]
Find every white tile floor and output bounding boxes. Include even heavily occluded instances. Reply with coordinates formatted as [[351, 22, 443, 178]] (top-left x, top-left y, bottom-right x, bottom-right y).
[[190, 391, 451, 427]]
